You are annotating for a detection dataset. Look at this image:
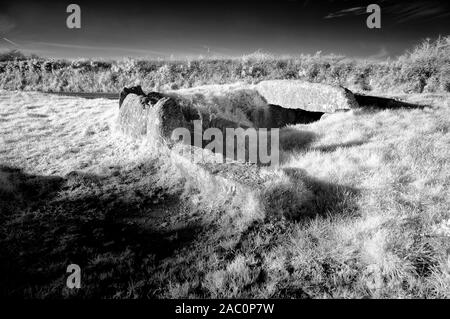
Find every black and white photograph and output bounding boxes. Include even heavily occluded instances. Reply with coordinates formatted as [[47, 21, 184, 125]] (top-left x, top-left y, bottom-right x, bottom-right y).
[[0, 0, 449, 305]]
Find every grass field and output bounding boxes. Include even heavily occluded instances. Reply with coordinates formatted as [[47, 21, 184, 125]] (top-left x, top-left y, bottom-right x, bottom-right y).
[[1, 89, 449, 298]]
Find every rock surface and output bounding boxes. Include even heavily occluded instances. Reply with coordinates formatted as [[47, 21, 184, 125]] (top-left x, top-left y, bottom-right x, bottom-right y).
[[118, 85, 326, 142], [117, 84, 347, 163], [170, 143, 315, 222], [254, 80, 359, 112], [119, 85, 145, 108], [118, 86, 186, 141]]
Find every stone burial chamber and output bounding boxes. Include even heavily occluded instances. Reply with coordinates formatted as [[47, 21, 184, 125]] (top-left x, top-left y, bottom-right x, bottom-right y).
[[117, 81, 359, 164], [117, 81, 360, 221], [118, 83, 355, 227]]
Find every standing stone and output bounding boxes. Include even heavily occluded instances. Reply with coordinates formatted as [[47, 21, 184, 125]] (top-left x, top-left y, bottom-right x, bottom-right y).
[[118, 87, 187, 142]]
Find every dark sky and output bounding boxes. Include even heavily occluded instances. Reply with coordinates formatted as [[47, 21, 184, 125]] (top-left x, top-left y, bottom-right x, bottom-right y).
[[0, 0, 449, 59]]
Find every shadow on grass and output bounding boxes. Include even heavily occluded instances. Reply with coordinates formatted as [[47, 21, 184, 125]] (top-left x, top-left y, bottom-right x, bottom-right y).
[[278, 129, 367, 165], [0, 163, 360, 298], [0, 165, 65, 216], [225, 167, 360, 298], [48, 92, 118, 100], [311, 139, 367, 153], [285, 168, 360, 218], [262, 167, 360, 222], [354, 93, 427, 110], [0, 165, 202, 298], [279, 127, 318, 152]]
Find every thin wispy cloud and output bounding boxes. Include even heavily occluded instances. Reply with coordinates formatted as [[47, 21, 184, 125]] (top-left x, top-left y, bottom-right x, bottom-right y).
[[25, 41, 167, 57], [385, 2, 450, 23], [324, 0, 450, 23], [2, 37, 19, 47], [324, 6, 366, 19]]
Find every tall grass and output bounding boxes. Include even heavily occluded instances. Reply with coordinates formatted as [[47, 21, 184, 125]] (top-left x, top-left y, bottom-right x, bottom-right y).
[[0, 37, 449, 93]]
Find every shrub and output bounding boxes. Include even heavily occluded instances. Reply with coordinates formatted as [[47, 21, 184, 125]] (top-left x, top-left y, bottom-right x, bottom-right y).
[[0, 49, 27, 62], [0, 37, 448, 93]]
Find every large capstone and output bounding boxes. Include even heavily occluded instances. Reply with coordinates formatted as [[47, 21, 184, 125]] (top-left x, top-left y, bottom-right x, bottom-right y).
[[254, 80, 359, 112]]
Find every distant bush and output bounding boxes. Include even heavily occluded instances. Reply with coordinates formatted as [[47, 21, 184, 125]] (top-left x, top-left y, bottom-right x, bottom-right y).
[[0, 36, 449, 94], [0, 49, 27, 62], [396, 36, 450, 93]]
